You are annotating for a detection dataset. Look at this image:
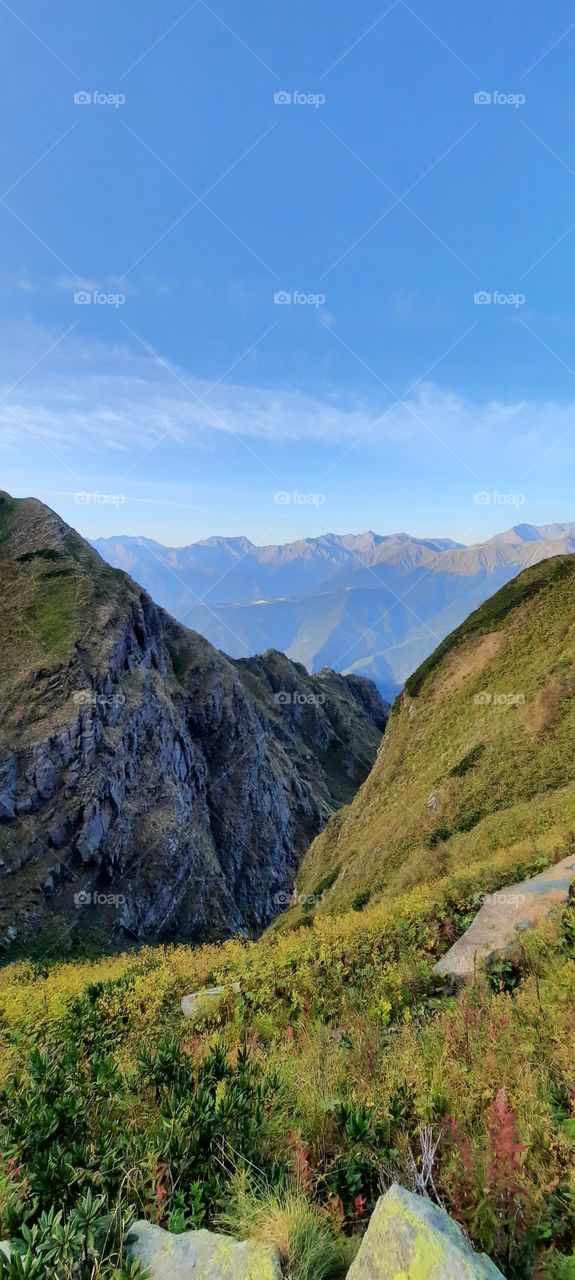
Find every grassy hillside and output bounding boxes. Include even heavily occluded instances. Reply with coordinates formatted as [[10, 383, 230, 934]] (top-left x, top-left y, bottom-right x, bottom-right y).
[[1, 548, 575, 1277], [1, 868, 574, 1276], [0, 492, 132, 720], [286, 554, 575, 923]]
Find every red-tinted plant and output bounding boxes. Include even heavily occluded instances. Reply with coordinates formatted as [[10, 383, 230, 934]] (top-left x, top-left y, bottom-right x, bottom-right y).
[[486, 1086, 526, 1259], [288, 1130, 313, 1193], [153, 1161, 170, 1225], [352, 1193, 367, 1223], [442, 1112, 477, 1236], [445, 1090, 527, 1268], [326, 1195, 345, 1231]]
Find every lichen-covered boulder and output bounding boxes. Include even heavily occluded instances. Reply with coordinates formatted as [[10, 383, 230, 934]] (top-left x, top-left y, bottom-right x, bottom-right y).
[[181, 982, 241, 1019], [128, 1220, 282, 1279], [347, 1184, 505, 1279]]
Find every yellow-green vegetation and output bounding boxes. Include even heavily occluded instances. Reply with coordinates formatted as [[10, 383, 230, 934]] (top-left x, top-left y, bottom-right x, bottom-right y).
[[289, 554, 575, 920], [2, 549, 575, 1277], [1, 885, 574, 1277], [217, 1173, 359, 1278]]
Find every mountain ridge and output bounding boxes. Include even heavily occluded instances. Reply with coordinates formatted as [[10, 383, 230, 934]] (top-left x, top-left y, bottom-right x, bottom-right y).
[[90, 522, 575, 698], [0, 492, 387, 953]]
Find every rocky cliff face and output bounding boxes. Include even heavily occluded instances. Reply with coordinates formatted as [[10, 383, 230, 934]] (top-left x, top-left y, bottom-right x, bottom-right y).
[[0, 493, 387, 952]]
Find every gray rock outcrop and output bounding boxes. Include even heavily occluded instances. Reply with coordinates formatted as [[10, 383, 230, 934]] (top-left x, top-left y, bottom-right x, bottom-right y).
[[435, 854, 575, 986], [127, 1221, 281, 1280], [347, 1183, 505, 1279]]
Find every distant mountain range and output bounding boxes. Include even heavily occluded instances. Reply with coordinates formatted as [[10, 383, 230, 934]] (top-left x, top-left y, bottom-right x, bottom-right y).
[[92, 524, 575, 699]]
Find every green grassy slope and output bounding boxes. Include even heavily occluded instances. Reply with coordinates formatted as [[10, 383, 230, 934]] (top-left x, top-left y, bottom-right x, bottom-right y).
[[286, 554, 575, 923], [0, 491, 134, 719]]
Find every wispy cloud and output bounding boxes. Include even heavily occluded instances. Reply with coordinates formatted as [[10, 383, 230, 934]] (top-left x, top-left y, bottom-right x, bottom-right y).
[[0, 325, 574, 469], [54, 275, 136, 295]]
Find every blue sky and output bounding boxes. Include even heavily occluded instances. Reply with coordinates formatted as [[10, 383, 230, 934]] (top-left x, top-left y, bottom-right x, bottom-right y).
[[2, 0, 575, 545]]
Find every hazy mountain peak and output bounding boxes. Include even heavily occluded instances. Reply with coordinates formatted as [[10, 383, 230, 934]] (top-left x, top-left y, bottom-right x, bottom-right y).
[[487, 523, 546, 545], [193, 535, 256, 553]]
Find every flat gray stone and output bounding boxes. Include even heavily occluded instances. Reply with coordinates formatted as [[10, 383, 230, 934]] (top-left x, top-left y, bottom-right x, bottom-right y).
[[435, 853, 575, 985], [128, 1220, 281, 1279], [347, 1183, 504, 1279], [181, 982, 240, 1018]]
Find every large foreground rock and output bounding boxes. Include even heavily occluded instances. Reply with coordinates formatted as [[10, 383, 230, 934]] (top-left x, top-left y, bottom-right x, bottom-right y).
[[348, 1184, 504, 1278], [435, 853, 575, 985], [128, 1220, 281, 1279]]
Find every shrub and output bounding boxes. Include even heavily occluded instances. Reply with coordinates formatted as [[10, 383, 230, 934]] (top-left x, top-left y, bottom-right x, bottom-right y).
[[0, 1193, 143, 1279], [217, 1170, 357, 1280], [448, 744, 485, 777], [351, 890, 371, 912]]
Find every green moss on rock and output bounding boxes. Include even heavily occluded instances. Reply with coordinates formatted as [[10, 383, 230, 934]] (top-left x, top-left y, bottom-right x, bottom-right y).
[[347, 1184, 505, 1279], [128, 1221, 282, 1279]]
